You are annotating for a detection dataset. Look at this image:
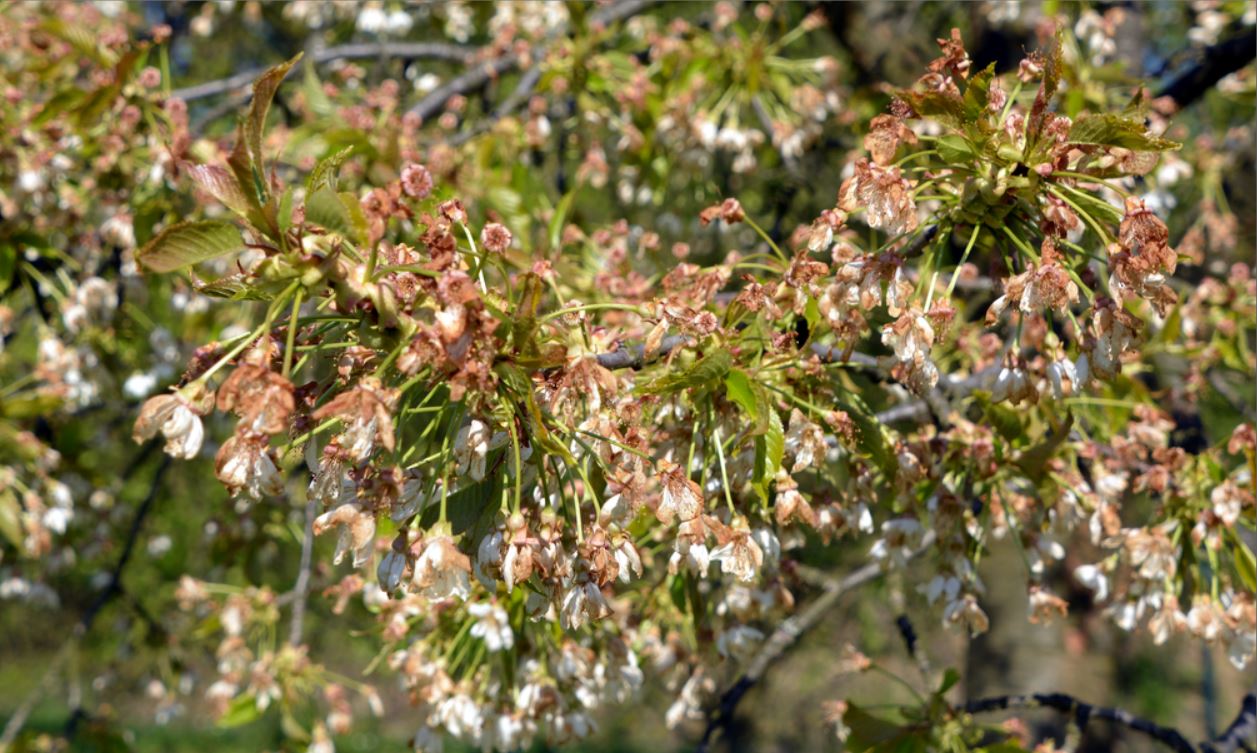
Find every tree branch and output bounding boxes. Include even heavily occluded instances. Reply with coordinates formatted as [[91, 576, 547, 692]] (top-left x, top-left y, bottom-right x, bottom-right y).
[[955, 693, 1241, 753], [406, 0, 659, 122], [695, 530, 938, 752], [288, 496, 319, 646], [1202, 693, 1257, 753], [1157, 31, 1257, 110], [170, 42, 476, 102]]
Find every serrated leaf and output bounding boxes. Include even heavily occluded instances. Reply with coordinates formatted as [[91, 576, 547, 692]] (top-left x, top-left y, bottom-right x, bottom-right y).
[[753, 406, 785, 495], [186, 163, 251, 217], [244, 53, 302, 177], [1229, 530, 1257, 593], [305, 146, 355, 194], [196, 274, 271, 301], [898, 88, 966, 128], [305, 188, 367, 245], [936, 134, 976, 163], [963, 63, 997, 120], [1068, 113, 1180, 152], [843, 703, 912, 752], [637, 350, 732, 396], [724, 369, 758, 422], [136, 220, 243, 273]]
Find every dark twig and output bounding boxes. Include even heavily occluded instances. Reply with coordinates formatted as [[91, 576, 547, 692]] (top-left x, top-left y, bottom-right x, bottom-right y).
[[696, 531, 938, 753], [0, 453, 171, 750], [1202, 694, 1257, 753], [170, 42, 475, 102], [1157, 31, 1257, 110], [963, 692, 1198, 753], [407, 0, 659, 122]]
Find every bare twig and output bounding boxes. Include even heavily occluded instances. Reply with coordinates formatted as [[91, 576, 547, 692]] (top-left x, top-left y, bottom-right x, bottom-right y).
[[1157, 31, 1257, 110], [1202, 693, 1257, 753], [407, 0, 659, 121], [288, 496, 319, 646], [171, 42, 475, 102], [963, 692, 1197, 753], [0, 453, 170, 751], [696, 530, 938, 752]]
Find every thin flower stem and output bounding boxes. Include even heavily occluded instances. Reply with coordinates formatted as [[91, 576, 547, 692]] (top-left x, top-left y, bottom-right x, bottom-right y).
[[539, 302, 647, 323], [198, 281, 299, 385], [945, 224, 983, 299], [742, 214, 788, 262], [282, 289, 304, 380], [712, 421, 735, 514]]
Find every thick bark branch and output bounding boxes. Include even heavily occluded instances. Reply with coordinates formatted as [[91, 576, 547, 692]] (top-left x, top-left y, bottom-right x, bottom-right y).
[[1157, 31, 1257, 110]]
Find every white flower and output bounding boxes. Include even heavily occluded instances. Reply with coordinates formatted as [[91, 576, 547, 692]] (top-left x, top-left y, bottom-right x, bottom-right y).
[[468, 602, 513, 651], [560, 578, 609, 630], [1073, 564, 1109, 602], [412, 536, 471, 601], [133, 393, 204, 460], [716, 625, 764, 660]]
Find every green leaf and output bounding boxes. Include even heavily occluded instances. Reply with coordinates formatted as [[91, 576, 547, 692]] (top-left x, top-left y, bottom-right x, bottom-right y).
[[637, 350, 732, 396], [898, 88, 966, 128], [962, 63, 997, 121], [1229, 529, 1257, 593], [1068, 113, 1180, 152], [305, 188, 367, 246], [724, 369, 759, 423], [305, 146, 355, 195], [136, 220, 243, 273], [837, 394, 894, 476], [548, 190, 576, 251], [196, 274, 272, 301], [936, 134, 977, 163], [218, 693, 261, 728], [0, 489, 22, 548], [0, 244, 15, 294], [753, 406, 785, 496], [843, 703, 913, 752]]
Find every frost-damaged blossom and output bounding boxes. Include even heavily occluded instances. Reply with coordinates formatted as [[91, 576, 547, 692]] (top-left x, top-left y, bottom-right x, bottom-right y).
[[400, 163, 434, 199], [453, 418, 508, 482], [314, 499, 376, 569], [986, 239, 1079, 320], [133, 392, 205, 459], [655, 459, 703, 524], [412, 534, 471, 601], [215, 434, 284, 500], [312, 378, 398, 463], [838, 160, 919, 236], [480, 222, 512, 254], [881, 309, 938, 392], [1109, 196, 1178, 314]]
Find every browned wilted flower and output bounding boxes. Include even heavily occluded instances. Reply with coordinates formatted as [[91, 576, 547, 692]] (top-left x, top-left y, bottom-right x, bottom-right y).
[[698, 198, 745, 226], [863, 114, 918, 166], [400, 163, 433, 199], [480, 222, 512, 254], [838, 160, 918, 236], [216, 364, 295, 435], [215, 433, 283, 500], [655, 459, 702, 524], [313, 378, 399, 463], [133, 392, 205, 460]]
